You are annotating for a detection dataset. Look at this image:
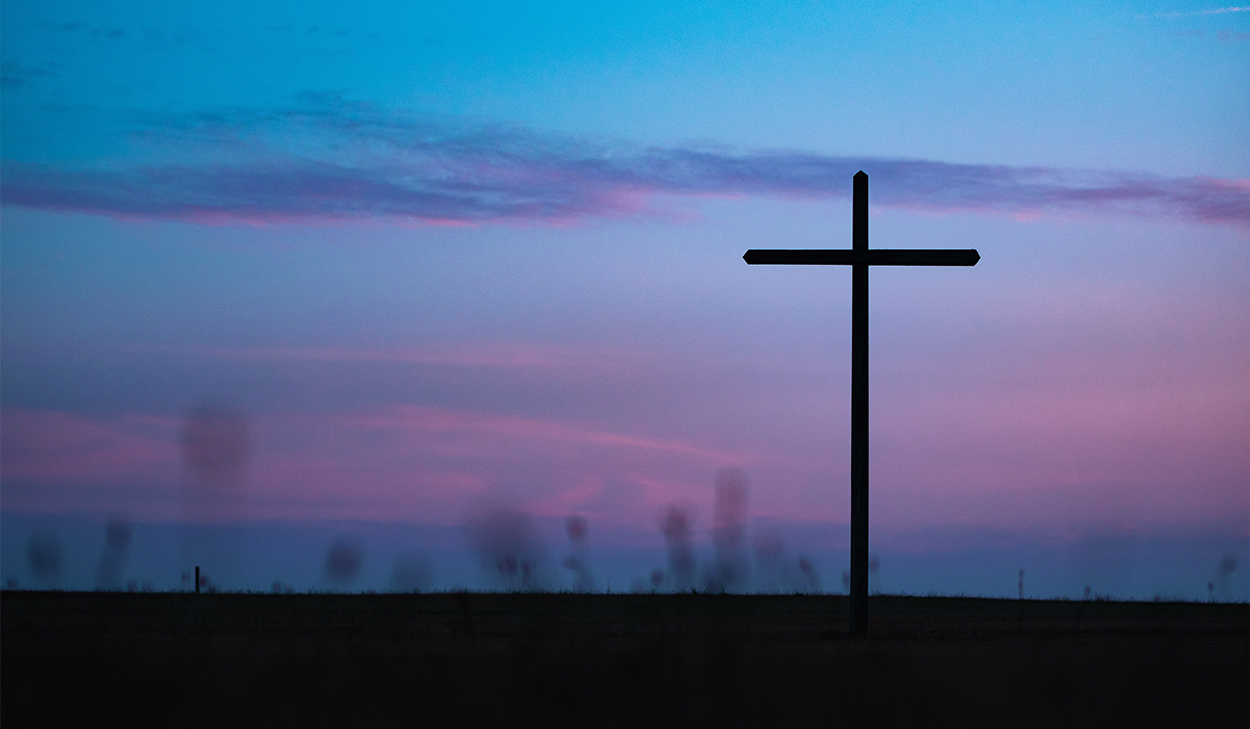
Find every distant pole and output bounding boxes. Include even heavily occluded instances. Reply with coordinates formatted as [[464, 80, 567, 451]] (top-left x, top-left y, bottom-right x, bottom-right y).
[[850, 172, 870, 637], [195, 565, 201, 594], [1018, 569, 1024, 600]]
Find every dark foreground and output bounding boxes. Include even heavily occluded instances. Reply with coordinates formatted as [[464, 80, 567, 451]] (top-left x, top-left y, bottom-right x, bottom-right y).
[[3, 592, 1246, 727]]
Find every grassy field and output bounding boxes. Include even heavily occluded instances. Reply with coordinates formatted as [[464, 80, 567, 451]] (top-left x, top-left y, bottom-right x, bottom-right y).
[[3, 591, 1246, 726]]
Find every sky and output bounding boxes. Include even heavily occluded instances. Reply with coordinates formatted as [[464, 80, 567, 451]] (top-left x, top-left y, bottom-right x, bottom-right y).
[[1, 0, 1247, 598]]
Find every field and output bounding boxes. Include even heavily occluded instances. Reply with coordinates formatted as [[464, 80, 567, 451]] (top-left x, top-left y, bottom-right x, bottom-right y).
[[3, 591, 1246, 727]]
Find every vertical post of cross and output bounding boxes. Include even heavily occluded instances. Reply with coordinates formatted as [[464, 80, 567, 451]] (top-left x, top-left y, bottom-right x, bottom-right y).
[[850, 171, 870, 637], [195, 565, 201, 594], [740, 170, 978, 636]]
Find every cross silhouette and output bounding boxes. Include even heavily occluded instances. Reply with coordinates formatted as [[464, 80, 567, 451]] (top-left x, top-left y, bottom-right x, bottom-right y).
[[744, 171, 979, 636]]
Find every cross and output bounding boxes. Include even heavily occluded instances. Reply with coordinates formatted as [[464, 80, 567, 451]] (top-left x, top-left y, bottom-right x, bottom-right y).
[[743, 171, 979, 636]]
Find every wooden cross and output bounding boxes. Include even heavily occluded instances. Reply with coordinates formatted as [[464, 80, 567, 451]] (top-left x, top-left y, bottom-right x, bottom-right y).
[[743, 171, 979, 636]]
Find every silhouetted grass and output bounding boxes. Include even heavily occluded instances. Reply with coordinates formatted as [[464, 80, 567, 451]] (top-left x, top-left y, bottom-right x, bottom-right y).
[[3, 591, 1245, 727]]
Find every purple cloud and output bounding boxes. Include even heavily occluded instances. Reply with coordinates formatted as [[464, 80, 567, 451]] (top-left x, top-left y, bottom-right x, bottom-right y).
[[2, 101, 1246, 228]]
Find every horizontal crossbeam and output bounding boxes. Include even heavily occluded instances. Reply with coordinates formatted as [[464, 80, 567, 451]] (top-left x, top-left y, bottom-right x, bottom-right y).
[[743, 249, 980, 266]]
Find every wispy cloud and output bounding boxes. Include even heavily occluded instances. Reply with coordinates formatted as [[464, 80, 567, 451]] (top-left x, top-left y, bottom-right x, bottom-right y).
[[0, 409, 178, 482], [137, 342, 646, 372], [0, 60, 61, 90], [0, 405, 740, 522], [1147, 5, 1250, 18], [2, 99, 1246, 229]]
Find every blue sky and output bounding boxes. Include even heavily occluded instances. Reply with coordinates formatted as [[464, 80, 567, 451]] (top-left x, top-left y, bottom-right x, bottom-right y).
[[1, 0, 1246, 596], [3, 0, 1247, 173]]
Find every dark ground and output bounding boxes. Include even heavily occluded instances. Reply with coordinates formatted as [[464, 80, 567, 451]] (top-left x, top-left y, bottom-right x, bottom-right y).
[[2, 591, 1246, 727]]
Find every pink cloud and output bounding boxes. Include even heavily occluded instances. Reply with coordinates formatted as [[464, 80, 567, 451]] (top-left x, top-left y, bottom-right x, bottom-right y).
[[0, 409, 179, 483], [4, 322, 1244, 532], [334, 405, 740, 462], [864, 361, 1249, 533], [1, 404, 744, 525]]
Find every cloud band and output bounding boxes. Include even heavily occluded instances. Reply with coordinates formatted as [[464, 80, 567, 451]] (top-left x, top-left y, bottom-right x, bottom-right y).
[[2, 102, 1246, 229]]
